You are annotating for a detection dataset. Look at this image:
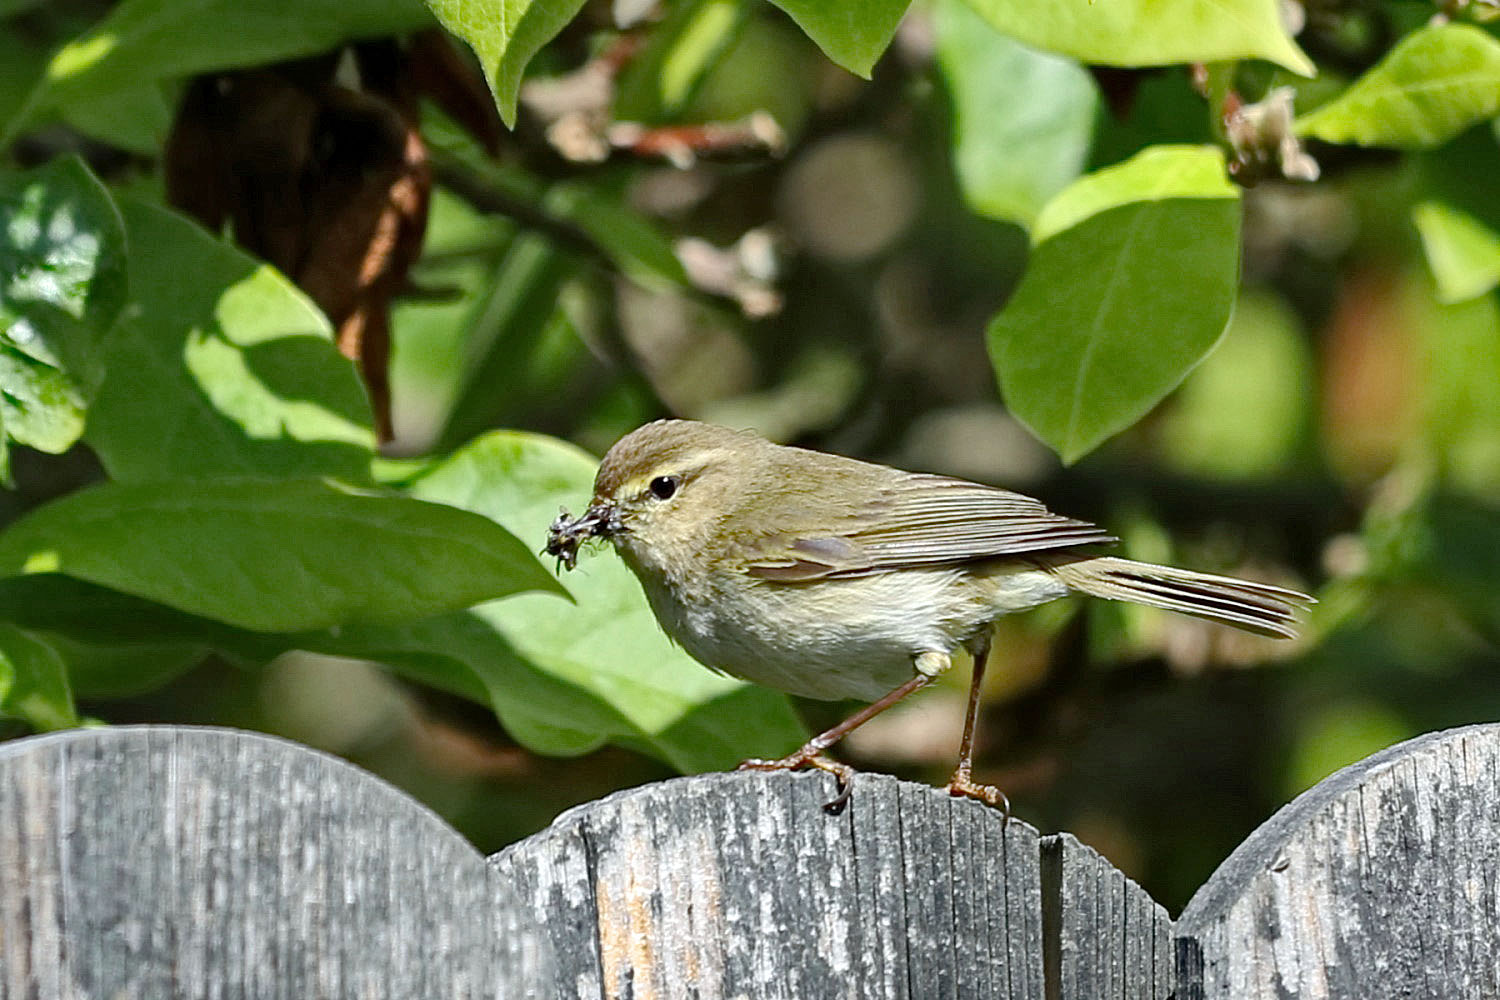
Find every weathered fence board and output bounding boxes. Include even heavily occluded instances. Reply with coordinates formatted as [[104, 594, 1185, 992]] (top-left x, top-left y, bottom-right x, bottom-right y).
[[494, 771, 1045, 999], [1175, 723, 1500, 999], [0, 726, 547, 999], [3, 723, 1499, 998]]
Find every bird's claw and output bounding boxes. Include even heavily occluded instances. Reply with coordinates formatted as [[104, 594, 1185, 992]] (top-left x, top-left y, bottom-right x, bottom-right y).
[[946, 771, 1011, 824], [739, 752, 857, 813]]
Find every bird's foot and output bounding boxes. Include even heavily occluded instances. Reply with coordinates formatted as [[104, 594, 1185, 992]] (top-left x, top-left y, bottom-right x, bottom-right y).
[[946, 770, 1011, 824], [739, 751, 857, 813]]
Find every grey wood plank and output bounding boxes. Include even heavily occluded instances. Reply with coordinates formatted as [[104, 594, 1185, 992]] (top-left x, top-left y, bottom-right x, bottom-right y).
[[0, 725, 551, 999], [1040, 833, 1173, 1000], [491, 770, 1045, 999], [1175, 723, 1500, 999]]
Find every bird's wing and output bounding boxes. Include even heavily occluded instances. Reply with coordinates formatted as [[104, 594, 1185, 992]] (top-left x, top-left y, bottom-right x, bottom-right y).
[[742, 473, 1116, 582]]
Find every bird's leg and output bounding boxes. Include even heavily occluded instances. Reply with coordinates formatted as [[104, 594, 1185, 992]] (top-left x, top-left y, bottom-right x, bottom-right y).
[[740, 652, 949, 811], [945, 631, 1010, 820]]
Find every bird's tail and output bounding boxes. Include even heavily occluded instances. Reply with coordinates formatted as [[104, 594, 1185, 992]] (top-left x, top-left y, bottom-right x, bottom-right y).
[[1042, 556, 1313, 639]]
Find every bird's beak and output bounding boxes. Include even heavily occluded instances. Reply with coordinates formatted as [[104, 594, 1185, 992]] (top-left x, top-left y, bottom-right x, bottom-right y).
[[544, 500, 622, 571]]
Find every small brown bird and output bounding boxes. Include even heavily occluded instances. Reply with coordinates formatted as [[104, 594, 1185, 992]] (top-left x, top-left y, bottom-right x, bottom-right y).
[[548, 420, 1313, 812]]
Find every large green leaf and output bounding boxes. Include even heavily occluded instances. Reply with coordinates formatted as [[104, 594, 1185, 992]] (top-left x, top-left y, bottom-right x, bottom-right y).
[[85, 200, 376, 482], [6, 0, 433, 145], [424, 0, 590, 127], [0, 478, 565, 632], [321, 431, 807, 773], [1413, 201, 1500, 303], [1297, 25, 1500, 149], [0, 625, 76, 730], [988, 145, 1241, 463], [960, 0, 1312, 77], [765, 0, 911, 77], [0, 157, 125, 470], [935, 0, 1097, 227]]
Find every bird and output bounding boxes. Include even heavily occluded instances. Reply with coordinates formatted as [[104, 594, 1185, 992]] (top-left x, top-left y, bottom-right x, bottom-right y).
[[546, 419, 1314, 813]]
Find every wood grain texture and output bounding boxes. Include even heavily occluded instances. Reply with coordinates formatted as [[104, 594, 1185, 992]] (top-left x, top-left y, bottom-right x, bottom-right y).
[[1041, 834, 1173, 1000], [492, 769, 1047, 1000], [6, 723, 1500, 998], [1175, 722, 1500, 999], [0, 725, 550, 999]]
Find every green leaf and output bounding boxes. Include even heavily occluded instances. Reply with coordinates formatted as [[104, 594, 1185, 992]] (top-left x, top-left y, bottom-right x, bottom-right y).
[[1159, 291, 1312, 480], [85, 200, 376, 482], [8, 0, 433, 144], [0, 574, 282, 662], [935, 0, 1098, 227], [0, 625, 76, 730], [40, 631, 207, 700], [1296, 24, 1500, 149], [424, 0, 590, 127], [347, 430, 805, 772], [1413, 201, 1500, 303], [959, 0, 1312, 77], [0, 157, 126, 465], [988, 146, 1241, 463], [765, 0, 911, 77], [0, 478, 566, 632], [548, 183, 688, 291], [437, 235, 575, 450], [615, 0, 751, 122], [1412, 280, 1500, 493]]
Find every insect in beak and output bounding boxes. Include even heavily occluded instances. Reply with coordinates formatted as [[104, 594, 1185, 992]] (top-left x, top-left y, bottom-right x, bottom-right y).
[[544, 502, 621, 571]]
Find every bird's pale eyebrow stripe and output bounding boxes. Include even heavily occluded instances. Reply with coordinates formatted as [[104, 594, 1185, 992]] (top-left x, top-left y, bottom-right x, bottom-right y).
[[622, 447, 737, 495]]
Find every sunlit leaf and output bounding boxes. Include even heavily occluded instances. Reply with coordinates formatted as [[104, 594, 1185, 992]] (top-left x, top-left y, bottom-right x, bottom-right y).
[[0, 625, 76, 730], [989, 146, 1241, 462], [1413, 201, 1500, 303], [1160, 291, 1312, 480], [424, 0, 589, 127], [325, 431, 807, 772], [0, 157, 125, 468], [0, 478, 565, 632], [1410, 279, 1500, 493], [1297, 24, 1500, 149], [959, 0, 1312, 77], [935, 0, 1098, 227], [85, 200, 376, 482]]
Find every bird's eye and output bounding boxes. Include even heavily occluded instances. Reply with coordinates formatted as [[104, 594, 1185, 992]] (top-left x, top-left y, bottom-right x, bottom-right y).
[[649, 475, 680, 500]]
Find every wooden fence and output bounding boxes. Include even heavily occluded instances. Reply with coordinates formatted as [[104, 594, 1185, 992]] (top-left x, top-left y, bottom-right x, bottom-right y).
[[2, 722, 1496, 997]]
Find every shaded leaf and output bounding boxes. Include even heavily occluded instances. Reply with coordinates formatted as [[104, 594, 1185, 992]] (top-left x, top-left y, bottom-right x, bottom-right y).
[[437, 235, 575, 450], [935, 0, 1097, 227], [989, 145, 1241, 462], [86, 200, 376, 482], [959, 0, 1312, 77], [0, 624, 76, 730], [0, 157, 125, 466], [615, 0, 751, 122], [424, 0, 590, 127], [1413, 200, 1500, 303], [0, 478, 565, 632], [7, 0, 433, 144], [0, 574, 284, 664], [330, 430, 807, 772], [765, 0, 911, 78], [40, 631, 208, 700], [1297, 25, 1500, 149]]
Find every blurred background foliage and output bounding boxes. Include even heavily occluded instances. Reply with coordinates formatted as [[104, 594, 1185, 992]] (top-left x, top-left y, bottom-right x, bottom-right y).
[[2, 0, 1500, 913]]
